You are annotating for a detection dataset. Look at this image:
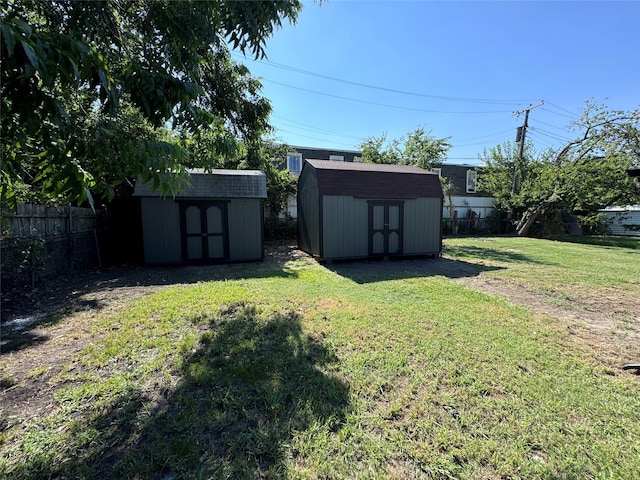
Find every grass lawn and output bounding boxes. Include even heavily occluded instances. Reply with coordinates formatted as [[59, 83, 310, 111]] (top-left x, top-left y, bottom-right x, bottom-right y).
[[1, 237, 639, 479], [444, 236, 640, 319], [549, 234, 640, 250]]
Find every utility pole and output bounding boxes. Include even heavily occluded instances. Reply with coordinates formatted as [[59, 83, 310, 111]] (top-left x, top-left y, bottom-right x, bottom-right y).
[[511, 100, 544, 193]]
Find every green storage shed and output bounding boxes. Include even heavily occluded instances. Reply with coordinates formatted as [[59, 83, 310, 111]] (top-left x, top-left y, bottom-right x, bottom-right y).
[[134, 169, 266, 264], [297, 160, 443, 261]]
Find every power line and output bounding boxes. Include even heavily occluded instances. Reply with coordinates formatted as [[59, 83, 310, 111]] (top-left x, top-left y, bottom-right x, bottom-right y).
[[527, 131, 559, 149], [274, 116, 512, 152], [541, 106, 575, 119], [276, 124, 363, 143], [453, 129, 514, 146], [233, 53, 540, 106], [545, 101, 578, 116], [274, 120, 364, 141], [534, 118, 570, 132], [275, 115, 513, 146], [275, 128, 357, 148], [272, 115, 365, 140], [263, 79, 514, 114], [455, 138, 511, 148], [528, 126, 573, 143]]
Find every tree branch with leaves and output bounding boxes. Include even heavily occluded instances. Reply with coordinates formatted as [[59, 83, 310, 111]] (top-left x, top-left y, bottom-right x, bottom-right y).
[[479, 102, 640, 236], [359, 127, 451, 170], [1, 0, 302, 207]]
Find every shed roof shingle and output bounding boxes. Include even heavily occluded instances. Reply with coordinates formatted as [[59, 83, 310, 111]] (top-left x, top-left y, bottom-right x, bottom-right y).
[[305, 160, 442, 199], [133, 169, 267, 199]]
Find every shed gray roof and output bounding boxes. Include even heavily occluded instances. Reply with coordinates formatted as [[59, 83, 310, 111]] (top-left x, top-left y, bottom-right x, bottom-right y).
[[133, 169, 267, 199], [304, 159, 443, 199]]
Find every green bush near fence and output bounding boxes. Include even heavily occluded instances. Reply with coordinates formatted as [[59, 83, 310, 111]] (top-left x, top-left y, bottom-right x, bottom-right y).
[[0, 236, 46, 288]]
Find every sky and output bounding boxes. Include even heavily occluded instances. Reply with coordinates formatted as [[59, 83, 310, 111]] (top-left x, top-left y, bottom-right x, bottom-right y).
[[234, 0, 640, 165]]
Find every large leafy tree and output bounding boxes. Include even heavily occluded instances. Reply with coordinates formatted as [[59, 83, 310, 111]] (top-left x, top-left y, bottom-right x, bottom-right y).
[[479, 102, 640, 236], [359, 127, 451, 170], [1, 0, 301, 206]]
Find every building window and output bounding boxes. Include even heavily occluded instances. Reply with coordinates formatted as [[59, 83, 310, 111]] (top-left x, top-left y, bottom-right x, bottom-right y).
[[287, 153, 302, 175], [466, 170, 477, 193], [432, 167, 442, 177], [329, 155, 344, 162]]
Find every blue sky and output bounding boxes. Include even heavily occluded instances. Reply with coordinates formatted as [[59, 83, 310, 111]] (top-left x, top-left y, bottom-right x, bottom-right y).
[[235, 1, 640, 165]]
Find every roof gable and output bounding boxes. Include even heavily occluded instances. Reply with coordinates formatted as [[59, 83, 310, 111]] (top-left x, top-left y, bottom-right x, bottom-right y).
[[304, 160, 442, 199]]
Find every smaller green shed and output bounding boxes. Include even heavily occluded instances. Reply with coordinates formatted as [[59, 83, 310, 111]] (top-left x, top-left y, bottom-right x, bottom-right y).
[[297, 160, 443, 261], [134, 169, 266, 264]]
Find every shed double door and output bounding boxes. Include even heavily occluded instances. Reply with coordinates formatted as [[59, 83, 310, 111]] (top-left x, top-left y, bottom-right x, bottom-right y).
[[368, 202, 403, 256], [179, 201, 229, 263]]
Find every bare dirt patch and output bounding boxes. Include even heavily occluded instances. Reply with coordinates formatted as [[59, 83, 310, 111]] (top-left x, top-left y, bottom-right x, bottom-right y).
[[1, 241, 638, 429], [0, 242, 306, 424], [454, 275, 640, 370], [1, 268, 167, 424]]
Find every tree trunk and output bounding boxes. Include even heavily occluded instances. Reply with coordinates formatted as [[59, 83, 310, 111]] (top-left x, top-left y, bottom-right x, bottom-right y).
[[449, 203, 457, 235], [516, 203, 545, 236], [441, 180, 457, 235]]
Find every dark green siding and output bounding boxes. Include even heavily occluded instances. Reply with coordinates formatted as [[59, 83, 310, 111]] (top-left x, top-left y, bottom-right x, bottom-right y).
[[141, 197, 263, 264], [140, 197, 181, 264], [319, 196, 441, 260], [322, 196, 368, 259], [228, 199, 263, 261], [297, 169, 320, 255], [403, 197, 442, 254]]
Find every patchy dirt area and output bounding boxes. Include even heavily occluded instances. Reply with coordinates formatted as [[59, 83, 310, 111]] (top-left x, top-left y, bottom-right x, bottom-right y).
[[455, 275, 640, 369], [1, 241, 639, 427]]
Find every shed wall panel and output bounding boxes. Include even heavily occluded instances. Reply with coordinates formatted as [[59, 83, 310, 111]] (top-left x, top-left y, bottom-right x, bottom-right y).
[[297, 170, 320, 254], [227, 199, 264, 260], [322, 196, 369, 259], [140, 197, 181, 263], [404, 197, 442, 254]]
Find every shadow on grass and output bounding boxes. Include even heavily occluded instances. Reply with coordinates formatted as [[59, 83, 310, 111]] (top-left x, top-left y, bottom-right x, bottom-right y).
[[325, 255, 504, 284], [0, 326, 50, 354], [0, 242, 301, 355], [443, 244, 559, 266], [6, 304, 350, 479]]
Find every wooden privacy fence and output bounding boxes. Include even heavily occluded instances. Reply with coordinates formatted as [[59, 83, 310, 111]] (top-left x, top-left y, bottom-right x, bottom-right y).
[[1, 204, 106, 288]]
